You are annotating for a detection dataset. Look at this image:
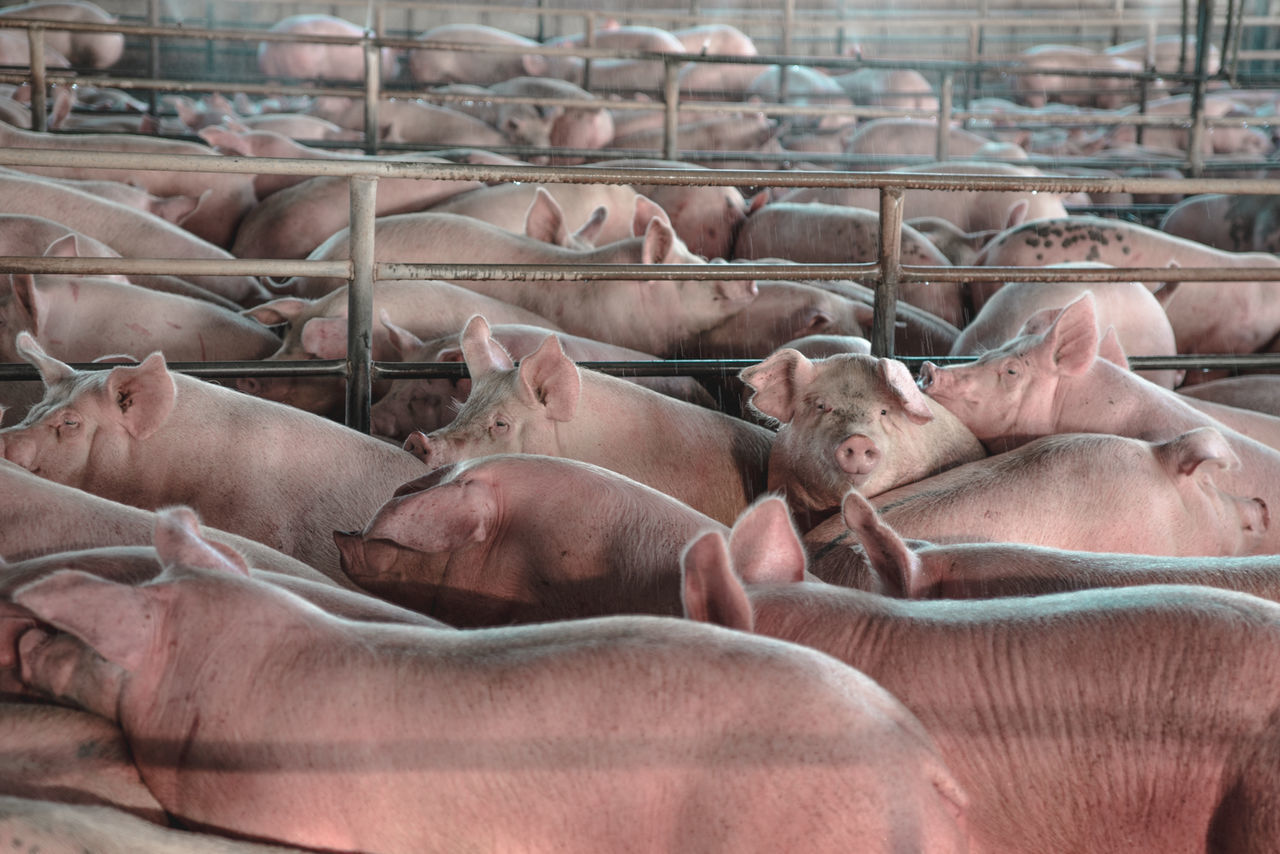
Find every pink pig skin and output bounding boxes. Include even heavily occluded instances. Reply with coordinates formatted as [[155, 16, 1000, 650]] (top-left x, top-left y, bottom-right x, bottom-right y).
[[14, 509, 970, 854], [196, 126, 364, 200], [287, 211, 757, 357], [239, 280, 556, 418], [0, 2, 121, 67], [972, 214, 1280, 358], [370, 318, 713, 441], [1160, 193, 1280, 253], [920, 294, 1280, 552], [739, 349, 985, 514], [405, 317, 773, 526], [732, 200, 965, 327], [1180, 376, 1280, 418], [949, 276, 1180, 389], [0, 336, 427, 578], [428, 182, 646, 247], [337, 453, 727, 626], [825, 489, 1280, 601], [683, 496, 1280, 854], [842, 118, 1029, 165], [808, 426, 1270, 557], [405, 23, 582, 86], [0, 171, 266, 305], [257, 15, 399, 82]]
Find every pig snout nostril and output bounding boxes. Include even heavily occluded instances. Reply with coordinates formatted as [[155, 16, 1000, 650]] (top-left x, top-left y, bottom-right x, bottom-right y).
[[918, 362, 937, 390], [836, 435, 880, 477], [1253, 498, 1270, 532], [235, 377, 261, 396], [403, 431, 431, 463]]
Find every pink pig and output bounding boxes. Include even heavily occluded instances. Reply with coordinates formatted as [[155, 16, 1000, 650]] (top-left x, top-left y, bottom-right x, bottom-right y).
[[404, 316, 773, 526], [682, 494, 1280, 854], [14, 506, 970, 854]]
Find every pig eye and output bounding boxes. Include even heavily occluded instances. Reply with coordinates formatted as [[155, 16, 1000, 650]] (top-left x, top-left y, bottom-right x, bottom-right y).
[[1006, 367, 1018, 376], [491, 418, 510, 434], [813, 400, 830, 413], [880, 409, 888, 416], [56, 415, 80, 436]]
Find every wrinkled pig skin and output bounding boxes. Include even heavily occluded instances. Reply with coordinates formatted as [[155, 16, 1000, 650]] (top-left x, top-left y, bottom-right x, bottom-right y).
[[337, 453, 727, 626], [405, 318, 772, 526], [819, 488, 1280, 602], [0, 335, 427, 578], [239, 280, 557, 419], [740, 349, 985, 514], [257, 15, 399, 83], [808, 427, 1270, 557], [919, 294, 1280, 552], [370, 318, 714, 442], [287, 211, 757, 357], [972, 214, 1280, 357], [683, 495, 1280, 854], [13, 508, 970, 854], [948, 276, 1180, 389], [732, 200, 965, 327]]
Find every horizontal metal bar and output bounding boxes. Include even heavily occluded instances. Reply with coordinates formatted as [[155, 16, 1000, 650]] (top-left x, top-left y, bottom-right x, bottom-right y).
[[0, 256, 349, 279]]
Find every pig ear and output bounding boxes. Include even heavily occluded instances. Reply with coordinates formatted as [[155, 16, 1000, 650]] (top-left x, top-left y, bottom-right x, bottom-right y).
[[521, 53, 549, 77], [11, 571, 155, 672], [570, 206, 608, 248], [299, 317, 348, 359], [241, 297, 309, 327], [680, 530, 755, 632], [42, 233, 84, 260], [105, 353, 175, 441], [632, 195, 671, 236], [1004, 198, 1030, 230], [153, 506, 250, 578], [15, 331, 73, 386], [197, 125, 251, 155], [1096, 326, 1129, 369], [747, 191, 768, 214], [364, 479, 499, 552], [380, 311, 426, 359], [1154, 265, 1181, 307], [523, 187, 571, 246], [727, 496, 806, 585], [10, 274, 47, 336], [841, 490, 925, 599], [878, 358, 933, 424], [739, 348, 815, 423], [459, 315, 514, 378], [1158, 426, 1241, 477], [1043, 294, 1098, 376], [640, 217, 679, 263], [517, 335, 580, 421]]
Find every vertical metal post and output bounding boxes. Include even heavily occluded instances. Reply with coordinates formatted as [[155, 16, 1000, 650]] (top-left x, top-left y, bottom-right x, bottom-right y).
[[362, 32, 381, 157], [779, 0, 795, 101], [583, 12, 595, 92], [1186, 0, 1214, 177], [662, 58, 680, 160], [873, 187, 905, 358], [148, 0, 161, 118], [346, 176, 378, 433], [27, 25, 46, 132], [935, 73, 953, 159]]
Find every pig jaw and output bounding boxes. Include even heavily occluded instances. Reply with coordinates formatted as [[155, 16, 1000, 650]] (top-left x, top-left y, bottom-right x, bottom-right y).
[[768, 427, 872, 513]]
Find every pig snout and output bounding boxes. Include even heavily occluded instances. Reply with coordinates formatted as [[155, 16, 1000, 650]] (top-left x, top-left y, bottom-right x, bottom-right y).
[[917, 361, 940, 390], [1244, 497, 1270, 535], [235, 377, 262, 396], [403, 431, 449, 469], [836, 434, 880, 478]]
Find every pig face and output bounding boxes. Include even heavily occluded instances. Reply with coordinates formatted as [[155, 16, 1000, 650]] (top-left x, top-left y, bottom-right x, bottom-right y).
[[919, 294, 1099, 447], [741, 350, 945, 510], [0, 335, 174, 486], [404, 318, 578, 470]]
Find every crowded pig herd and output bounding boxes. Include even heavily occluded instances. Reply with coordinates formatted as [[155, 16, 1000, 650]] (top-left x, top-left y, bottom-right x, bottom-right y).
[[9, 2, 1280, 851]]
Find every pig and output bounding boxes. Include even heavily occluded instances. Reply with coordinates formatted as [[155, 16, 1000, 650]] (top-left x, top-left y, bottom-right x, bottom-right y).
[[732, 199, 965, 327], [972, 214, 1280, 358], [1103, 94, 1273, 156], [196, 125, 365, 200], [0, 458, 340, 586], [671, 26, 762, 99], [0, 335, 428, 577], [1011, 44, 1153, 109], [0, 701, 161, 821], [920, 294, 1280, 551], [0, 1, 122, 68], [842, 118, 1028, 166], [370, 316, 713, 441], [683, 494, 1280, 854], [336, 453, 727, 625], [438, 77, 607, 153], [906, 217, 999, 267], [285, 211, 758, 357], [404, 316, 773, 526], [238, 280, 556, 418], [231, 165, 484, 260], [316, 97, 512, 148], [0, 170, 265, 305], [832, 67, 938, 113], [1105, 34, 1220, 75], [1179, 375, 1280, 417], [746, 65, 855, 130], [586, 158, 749, 260], [1159, 193, 1280, 253], [739, 349, 985, 516], [0, 796, 317, 853], [949, 273, 1181, 388], [405, 23, 582, 86], [0, 120, 256, 251], [427, 182, 648, 248], [13, 506, 971, 854], [0, 167, 203, 225], [805, 276, 962, 356], [829, 487, 1280, 602], [257, 15, 398, 82]]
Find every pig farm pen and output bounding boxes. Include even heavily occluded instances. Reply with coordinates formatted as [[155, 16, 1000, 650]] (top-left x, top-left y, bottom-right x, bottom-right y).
[[0, 0, 1279, 420]]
